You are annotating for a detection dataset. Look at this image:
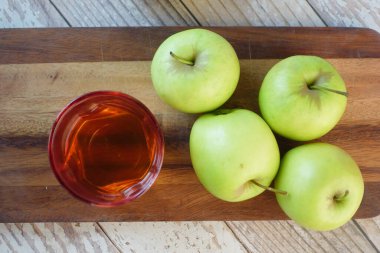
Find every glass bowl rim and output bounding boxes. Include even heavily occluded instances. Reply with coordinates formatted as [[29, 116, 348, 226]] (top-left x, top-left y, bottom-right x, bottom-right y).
[[48, 90, 165, 207]]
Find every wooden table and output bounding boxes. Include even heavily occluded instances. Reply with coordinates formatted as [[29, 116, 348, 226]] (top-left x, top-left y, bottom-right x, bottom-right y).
[[1, 1, 380, 253]]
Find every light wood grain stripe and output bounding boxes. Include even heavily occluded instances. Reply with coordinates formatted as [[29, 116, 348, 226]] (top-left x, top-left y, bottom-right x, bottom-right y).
[[168, 0, 200, 25], [155, 0, 189, 25], [181, 0, 325, 26], [308, 0, 380, 32], [0, 223, 119, 253], [1, 59, 378, 119], [227, 220, 378, 252], [99, 222, 247, 252], [56, 1, 84, 26], [50, 0, 197, 27], [247, 0, 273, 26], [0, 59, 379, 187], [356, 216, 380, 250], [0, 0, 68, 28], [116, 1, 155, 26]]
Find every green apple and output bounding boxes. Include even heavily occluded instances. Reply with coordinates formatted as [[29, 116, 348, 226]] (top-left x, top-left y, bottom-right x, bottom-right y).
[[259, 55, 347, 141], [151, 28, 240, 113], [190, 109, 280, 202], [275, 143, 364, 231]]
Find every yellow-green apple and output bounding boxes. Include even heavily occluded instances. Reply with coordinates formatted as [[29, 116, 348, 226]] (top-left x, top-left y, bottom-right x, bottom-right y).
[[259, 56, 347, 141], [190, 109, 280, 202], [151, 28, 240, 113], [275, 143, 364, 231]]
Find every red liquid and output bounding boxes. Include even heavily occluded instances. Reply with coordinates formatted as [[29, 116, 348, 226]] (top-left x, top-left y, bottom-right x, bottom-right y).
[[49, 91, 164, 206]]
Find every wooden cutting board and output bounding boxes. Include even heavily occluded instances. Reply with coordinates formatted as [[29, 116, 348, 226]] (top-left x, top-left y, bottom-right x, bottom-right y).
[[0, 27, 379, 222]]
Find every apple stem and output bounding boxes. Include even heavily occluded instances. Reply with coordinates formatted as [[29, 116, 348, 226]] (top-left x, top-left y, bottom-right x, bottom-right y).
[[170, 51, 194, 66], [308, 84, 348, 97], [250, 180, 288, 196], [334, 190, 349, 202]]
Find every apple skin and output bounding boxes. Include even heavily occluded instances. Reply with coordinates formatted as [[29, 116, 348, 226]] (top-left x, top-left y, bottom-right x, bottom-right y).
[[259, 55, 347, 141], [151, 28, 240, 113], [275, 143, 364, 231], [190, 109, 280, 202]]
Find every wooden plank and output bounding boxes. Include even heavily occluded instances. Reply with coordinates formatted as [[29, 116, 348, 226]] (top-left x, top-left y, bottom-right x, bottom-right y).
[[0, 223, 119, 252], [308, 0, 380, 32], [1, 184, 379, 222], [50, 0, 197, 26], [0, 27, 379, 65], [227, 220, 378, 252], [0, 58, 379, 222], [99, 222, 247, 252], [0, 0, 68, 28], [356, 216, 380, 250], [181, 0, 325, 26]]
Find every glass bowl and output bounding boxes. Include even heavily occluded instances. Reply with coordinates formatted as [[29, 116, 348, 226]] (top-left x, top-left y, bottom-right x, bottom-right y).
[[48, 91, 164, 207]]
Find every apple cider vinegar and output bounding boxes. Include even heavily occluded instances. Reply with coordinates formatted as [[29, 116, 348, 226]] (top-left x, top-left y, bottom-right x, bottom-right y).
[[49, 91, 164, 206], [65, 104, 152, 192]]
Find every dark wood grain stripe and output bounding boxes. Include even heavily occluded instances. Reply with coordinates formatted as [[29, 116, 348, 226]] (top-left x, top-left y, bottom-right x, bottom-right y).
[[0, 182, 378, 222], [0, 27, 379, 64]]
